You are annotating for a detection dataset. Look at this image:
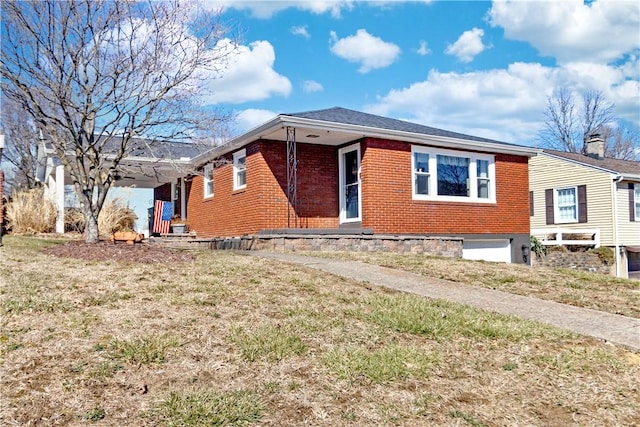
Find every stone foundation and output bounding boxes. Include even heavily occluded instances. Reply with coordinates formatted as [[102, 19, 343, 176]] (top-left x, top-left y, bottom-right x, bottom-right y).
[[250, 234, 463, 257], [159, 233, 463, 258]]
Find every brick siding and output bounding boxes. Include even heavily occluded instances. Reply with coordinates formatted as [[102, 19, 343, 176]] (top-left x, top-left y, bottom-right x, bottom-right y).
[[360, 138, 530, 235], [179, 138, 531, 238]]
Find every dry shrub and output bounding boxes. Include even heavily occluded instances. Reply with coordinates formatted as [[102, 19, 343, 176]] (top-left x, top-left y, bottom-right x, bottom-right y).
[[65, 208, 85, 233], [6, 188, 57, 234], [98, 198, 137, 236], [63, 198, 137, 236]]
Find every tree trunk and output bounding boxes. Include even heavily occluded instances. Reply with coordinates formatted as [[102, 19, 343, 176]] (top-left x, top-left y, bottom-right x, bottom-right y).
[[83, 207, 100, 243]]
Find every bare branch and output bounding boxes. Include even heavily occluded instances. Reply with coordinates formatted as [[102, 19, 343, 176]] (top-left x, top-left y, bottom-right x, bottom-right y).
[[538, 86, 635, 160], [1, 0, 237, 242]]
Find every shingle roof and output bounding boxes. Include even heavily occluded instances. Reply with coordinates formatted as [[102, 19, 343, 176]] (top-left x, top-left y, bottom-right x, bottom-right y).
[[544, 149, 640, 176], [286, 107, 516, 146]]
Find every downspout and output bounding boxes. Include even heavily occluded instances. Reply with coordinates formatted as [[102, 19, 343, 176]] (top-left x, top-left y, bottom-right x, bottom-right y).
[[612, 174, 624, 277]]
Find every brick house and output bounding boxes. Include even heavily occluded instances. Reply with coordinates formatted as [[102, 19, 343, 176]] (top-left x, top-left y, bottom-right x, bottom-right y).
[[156, 107, 538, 264]]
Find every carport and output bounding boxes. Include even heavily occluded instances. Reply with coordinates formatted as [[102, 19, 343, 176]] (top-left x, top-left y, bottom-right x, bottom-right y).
[[35, 136, 202, 234]]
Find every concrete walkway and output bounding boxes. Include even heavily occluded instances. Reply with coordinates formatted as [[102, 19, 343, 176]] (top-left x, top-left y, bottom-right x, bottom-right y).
[[251, 252, 640, 352]]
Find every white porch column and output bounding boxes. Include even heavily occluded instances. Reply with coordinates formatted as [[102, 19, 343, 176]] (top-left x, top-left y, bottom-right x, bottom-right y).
[[55, 164, 65, 233], [180, 178, 186, 220], [170, 181, 177, 217]]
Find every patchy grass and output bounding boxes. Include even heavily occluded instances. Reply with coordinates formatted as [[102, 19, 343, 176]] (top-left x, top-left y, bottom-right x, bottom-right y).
[[308, 251, 640, 318], [153, 389, 264, 426], [1, 235, 639, 426]]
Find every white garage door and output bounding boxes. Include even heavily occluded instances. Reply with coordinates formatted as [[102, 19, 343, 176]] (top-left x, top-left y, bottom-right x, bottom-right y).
[[463, 239, 512, 263]]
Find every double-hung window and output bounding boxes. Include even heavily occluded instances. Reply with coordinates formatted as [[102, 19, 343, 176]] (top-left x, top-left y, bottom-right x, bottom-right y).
[[555, 187, 578, 223], [233, 149, 246, 190], [413, 152, 430, 195], [411, 146, 495, 202], [203, 164, 214, 198]]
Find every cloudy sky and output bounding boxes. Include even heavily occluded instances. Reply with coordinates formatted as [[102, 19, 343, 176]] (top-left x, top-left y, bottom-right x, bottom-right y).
[[200, 0, 639, 147]]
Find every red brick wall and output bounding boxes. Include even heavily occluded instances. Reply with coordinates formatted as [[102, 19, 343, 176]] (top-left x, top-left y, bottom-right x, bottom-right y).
[[153, 178, 189, 219], [186, 141, 339, 237], [183, 138, 530, 237], [360, 138, 530, 234]]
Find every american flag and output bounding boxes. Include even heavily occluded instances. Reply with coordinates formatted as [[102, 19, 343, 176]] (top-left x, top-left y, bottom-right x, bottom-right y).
[[153, 200, 173, 234]]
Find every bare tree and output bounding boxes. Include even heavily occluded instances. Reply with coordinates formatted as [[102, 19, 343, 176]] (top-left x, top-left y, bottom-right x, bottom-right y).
[[601, 124, 640, 161], [1, 0, 237, 242], [540, 88, 614, 154], [0, 96, 40, 190]]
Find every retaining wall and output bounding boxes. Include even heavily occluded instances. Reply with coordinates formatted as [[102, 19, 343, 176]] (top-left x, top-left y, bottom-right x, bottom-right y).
[[532, 250, 611, 275]]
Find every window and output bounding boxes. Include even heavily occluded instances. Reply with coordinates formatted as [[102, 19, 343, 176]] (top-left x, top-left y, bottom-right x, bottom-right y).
[[411, 146, 495, 202], [413, 152, 430, 195], [203, 164, 214, 198], [477, 160, 490, 199], [635, 186, 640, 221], [233, 149, 246, 190], [437, 154, 470, 196], [555, 187, 578, 223], [545, 185, 587, 225]]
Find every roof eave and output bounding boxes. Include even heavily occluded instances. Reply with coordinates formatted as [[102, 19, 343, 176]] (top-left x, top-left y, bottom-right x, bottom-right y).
[[194, 114, 539, 167], [540, 151, 635, 177]]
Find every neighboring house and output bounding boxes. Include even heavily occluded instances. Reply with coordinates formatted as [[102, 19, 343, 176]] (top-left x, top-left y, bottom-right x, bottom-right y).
[[156, 107, 539, 264], [529, 136, 640, 279], [36, 134, 202, 234]]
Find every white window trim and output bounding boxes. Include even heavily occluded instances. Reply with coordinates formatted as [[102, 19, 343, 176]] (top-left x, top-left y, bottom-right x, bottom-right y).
[[203, 164, 214, 198], [338, 143, 362, 223], [411, 146, 496, 203], [554, 186, 578, 224], [233, 149, 246, 190], [635, 187, 640, 221]]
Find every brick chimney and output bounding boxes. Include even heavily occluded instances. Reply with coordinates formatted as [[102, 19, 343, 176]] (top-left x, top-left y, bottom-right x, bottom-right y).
[[585, 134, 605, 159]]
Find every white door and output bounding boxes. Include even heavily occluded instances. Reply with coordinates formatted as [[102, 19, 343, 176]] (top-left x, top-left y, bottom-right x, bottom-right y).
[[463, 239, 512, 263], [339, 144, 361, 223]]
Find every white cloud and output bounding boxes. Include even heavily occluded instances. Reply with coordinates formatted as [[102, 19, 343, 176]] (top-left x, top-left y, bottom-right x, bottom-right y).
[[214, 1, 353, 19], [291, 25, 310, 39], [364, 58, 639, 145], [417, 40, 431, 56], [234, 108, 278, 133], [302, 80, 324, 93], [445, 28, 486, 63], [488, 0, 640, 64], [329, 29, 401, 73], [203, 39, 291, 105]]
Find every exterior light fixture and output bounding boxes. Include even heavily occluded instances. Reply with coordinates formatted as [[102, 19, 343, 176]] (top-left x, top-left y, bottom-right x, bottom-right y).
[[521, 244, 530, 264]]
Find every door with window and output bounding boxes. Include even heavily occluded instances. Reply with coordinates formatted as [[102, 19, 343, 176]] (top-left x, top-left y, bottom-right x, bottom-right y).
[[339, 144, 361, 223]]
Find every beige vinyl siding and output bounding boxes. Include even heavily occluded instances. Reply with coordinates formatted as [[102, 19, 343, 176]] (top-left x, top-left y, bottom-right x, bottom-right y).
[[616, 180, 640, 246], [529, 154, 615, 246]]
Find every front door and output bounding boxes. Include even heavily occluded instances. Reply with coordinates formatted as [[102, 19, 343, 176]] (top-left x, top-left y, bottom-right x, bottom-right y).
[[339, 144, 361, 223]]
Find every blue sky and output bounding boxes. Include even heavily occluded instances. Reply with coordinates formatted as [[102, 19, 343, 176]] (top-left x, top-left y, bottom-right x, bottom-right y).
[[198, 0, 639, 147]]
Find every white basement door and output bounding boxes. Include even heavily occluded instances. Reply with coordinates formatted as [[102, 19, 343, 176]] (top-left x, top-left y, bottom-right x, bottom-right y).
[[462, 239, 512, 263]]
